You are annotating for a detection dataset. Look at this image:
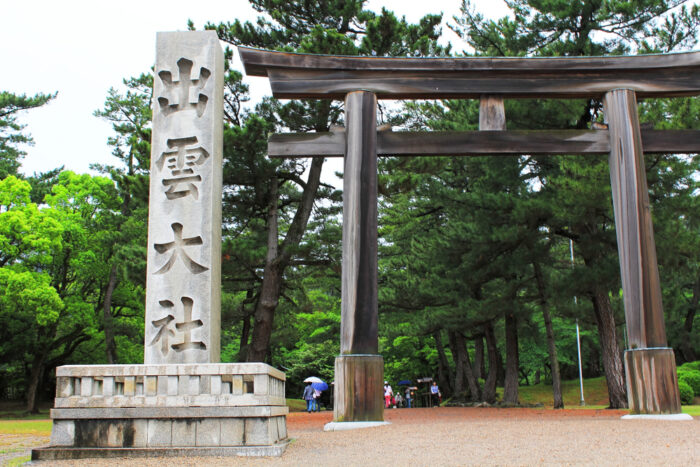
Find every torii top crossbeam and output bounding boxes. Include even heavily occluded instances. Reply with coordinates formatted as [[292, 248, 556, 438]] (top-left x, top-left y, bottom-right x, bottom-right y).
[[238, 47, 700, 99]]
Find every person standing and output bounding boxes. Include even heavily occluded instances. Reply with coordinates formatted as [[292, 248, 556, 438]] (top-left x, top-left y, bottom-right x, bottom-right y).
[[430, 381, 440, 407], [405, 387, 412, 408], [303, 382, 315, 413], [313, 387, 322, 411], [384, 381, 393, 408]]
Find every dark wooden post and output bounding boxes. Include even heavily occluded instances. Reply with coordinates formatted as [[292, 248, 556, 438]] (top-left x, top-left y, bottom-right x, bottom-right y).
[[604, 89, 682, 414], [334, 91, 384, 422]]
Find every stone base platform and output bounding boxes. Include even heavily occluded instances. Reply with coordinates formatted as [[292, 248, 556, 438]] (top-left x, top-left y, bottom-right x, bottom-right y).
[[32, 363, 289, 460], [32, 442, 290, 460]]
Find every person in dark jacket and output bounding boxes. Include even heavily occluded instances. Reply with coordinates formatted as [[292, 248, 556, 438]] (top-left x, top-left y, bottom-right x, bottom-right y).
[[303, 382, 315, 413]]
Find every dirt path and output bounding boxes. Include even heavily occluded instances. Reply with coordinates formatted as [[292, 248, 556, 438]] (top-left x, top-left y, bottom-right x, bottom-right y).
[[24, 408, 700, 466]]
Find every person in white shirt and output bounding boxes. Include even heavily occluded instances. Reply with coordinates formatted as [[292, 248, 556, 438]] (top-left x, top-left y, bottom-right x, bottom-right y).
[[383, 381, 393, 408], [430, 381, 440, 407]]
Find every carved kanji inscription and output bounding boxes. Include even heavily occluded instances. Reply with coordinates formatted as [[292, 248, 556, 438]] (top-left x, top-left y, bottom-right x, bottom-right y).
[[157, 57, 210, 117], [150, 297, 206, 355], [156, 137, 210, 200], [153, 223, 208, 274]]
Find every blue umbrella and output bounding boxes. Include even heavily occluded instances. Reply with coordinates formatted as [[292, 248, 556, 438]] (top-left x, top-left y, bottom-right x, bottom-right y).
[[398, 380, 412, 385], [311, 381, 328, 391]]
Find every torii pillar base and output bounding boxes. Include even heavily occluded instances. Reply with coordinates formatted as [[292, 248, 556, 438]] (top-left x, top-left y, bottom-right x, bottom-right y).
[[333, 355, 384, 423], [624, 348, 683, 415]]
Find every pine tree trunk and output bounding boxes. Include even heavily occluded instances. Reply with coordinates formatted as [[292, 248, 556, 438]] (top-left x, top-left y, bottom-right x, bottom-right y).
[[247, 177, 280, 363], [456, 331, 481, 401], [680, 277, 698, 362], [503, 313, 519, 404], [246, 157, 324, 362], [591, 289, 628, 408], [533, 262, 563, 408], [482, 321, 499, 403], [433, 330, 453, 396], [473, 336, 485, 380], [103, 263, 118, 364], [448, 331, 465, 396]]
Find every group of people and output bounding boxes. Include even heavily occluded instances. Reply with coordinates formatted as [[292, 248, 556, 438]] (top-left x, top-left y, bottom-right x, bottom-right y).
[[383, 381, 441, 408], [302, 382, 324, 412]]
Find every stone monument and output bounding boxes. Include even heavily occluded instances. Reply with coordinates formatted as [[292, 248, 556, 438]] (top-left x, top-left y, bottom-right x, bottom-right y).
[[32, 31, 289, 461]]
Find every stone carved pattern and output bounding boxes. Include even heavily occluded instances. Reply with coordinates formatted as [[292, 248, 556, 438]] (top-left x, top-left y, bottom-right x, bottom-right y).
[[150, 296, 206, 355], [156, 136, 210, 200], [157, 57, 210, 117], [153, 222, 208, 274]]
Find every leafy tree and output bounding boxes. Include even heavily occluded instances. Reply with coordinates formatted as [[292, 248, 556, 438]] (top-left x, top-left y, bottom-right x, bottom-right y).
[[206, 0, 448, 363], [0, 91, 55, 179]]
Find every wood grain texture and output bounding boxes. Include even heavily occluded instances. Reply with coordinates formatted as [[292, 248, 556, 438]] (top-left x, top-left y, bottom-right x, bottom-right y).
[[268, 129, 700, 158], [625, 348, 682, 414], [334, 355, 384, 422], [238, 47, 700, 99], [605, 89, 667, 349], [341, 91, 378, 355], [479, 96, 506, 131]]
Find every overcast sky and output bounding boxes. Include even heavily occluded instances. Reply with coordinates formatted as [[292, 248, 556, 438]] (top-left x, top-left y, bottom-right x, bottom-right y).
[[2, 0, 507, 177]]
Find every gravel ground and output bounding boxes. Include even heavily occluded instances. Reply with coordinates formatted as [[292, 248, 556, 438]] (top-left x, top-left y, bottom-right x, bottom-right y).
[[25, 408, 700, 466]]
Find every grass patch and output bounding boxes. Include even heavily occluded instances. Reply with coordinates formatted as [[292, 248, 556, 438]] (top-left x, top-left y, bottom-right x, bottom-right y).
[[4, 455, 31, 466], [0, 420, 52, 435], [519, 376, 610, 407], [286, 398, 307, 412], [681, 405, 700, 416]]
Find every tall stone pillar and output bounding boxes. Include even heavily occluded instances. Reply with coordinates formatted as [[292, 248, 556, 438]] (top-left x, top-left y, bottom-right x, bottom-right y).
[[145, 31, 224, 364], [604, 89, 682, 414], [334, 91, 384, 423]]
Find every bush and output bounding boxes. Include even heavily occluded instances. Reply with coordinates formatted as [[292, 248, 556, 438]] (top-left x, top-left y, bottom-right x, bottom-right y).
[[678, 369, 700, 396], [680, 361, 700, 372], [678, 380, 694, 405]]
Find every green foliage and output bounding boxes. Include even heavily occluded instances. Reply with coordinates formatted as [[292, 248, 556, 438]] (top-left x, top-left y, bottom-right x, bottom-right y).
[[0, 91, 56, 178], [678, 369, 700, 396], [680, 361, 700, 372], [678, 379, 694, 405]]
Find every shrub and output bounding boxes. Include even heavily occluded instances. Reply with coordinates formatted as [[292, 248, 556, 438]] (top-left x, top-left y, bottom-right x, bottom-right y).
[[678, 380, 694, 405], [680, 361, 700, 372], [678, 369, 700, 396]]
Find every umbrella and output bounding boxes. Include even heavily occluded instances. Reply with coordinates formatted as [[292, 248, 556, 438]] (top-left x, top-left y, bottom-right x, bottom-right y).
[[398, 380, 412, 386], [311, 381, 328, 391], [304, 376, 324, 384]]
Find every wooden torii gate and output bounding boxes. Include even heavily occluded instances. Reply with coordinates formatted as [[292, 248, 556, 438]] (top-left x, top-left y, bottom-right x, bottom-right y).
[[239, 47, 700, 422]]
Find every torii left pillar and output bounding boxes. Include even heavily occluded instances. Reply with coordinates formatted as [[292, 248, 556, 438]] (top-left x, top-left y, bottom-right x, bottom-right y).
[[333, 91, 384, 423]]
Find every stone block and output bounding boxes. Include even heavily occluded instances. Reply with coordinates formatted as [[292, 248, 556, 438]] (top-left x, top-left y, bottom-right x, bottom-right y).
[[124, 377, 135, 396], [172, 420, 196, 446], [276, 416, 287, 440], [210, 375, 221, 395], [80, 377, 92, 397], [196, 419, 220, 446], [168, 376, 179, 395], [232, 375, 243, 395], [220, 418, 244, 446], [245, 418, 272, 446], [146, 376, 158, 396], [56, 377, 72, 398], [51, 420, 75, 446], [103, 377, 114, 396], [147, 419, 171, 447], [254, 374, 269, 396], [189, 376, 200, 395]]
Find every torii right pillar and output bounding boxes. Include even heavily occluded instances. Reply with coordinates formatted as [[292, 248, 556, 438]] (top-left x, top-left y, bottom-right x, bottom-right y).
[[604, 89, 682, 414]]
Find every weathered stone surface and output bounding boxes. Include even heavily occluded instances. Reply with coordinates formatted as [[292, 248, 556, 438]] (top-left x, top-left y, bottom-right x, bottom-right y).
[[220, 418, 244, 445], [145, 31, 224, 365], [52, 406, 288, 419], [32, 442, 290, 460], [245, 418, 272, 446], [147, 419, 172, 447], [56, 363, 285, 380], [196, 419, 220, 446], [51, 420, 75, 446], [172, 420, 196, 446]]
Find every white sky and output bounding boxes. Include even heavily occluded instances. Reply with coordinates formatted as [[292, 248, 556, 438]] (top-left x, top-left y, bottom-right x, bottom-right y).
[[0, 0, 535, 179]]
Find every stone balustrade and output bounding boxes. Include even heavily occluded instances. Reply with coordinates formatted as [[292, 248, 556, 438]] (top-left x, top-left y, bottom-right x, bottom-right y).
[[54, 363, 285, 408]]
